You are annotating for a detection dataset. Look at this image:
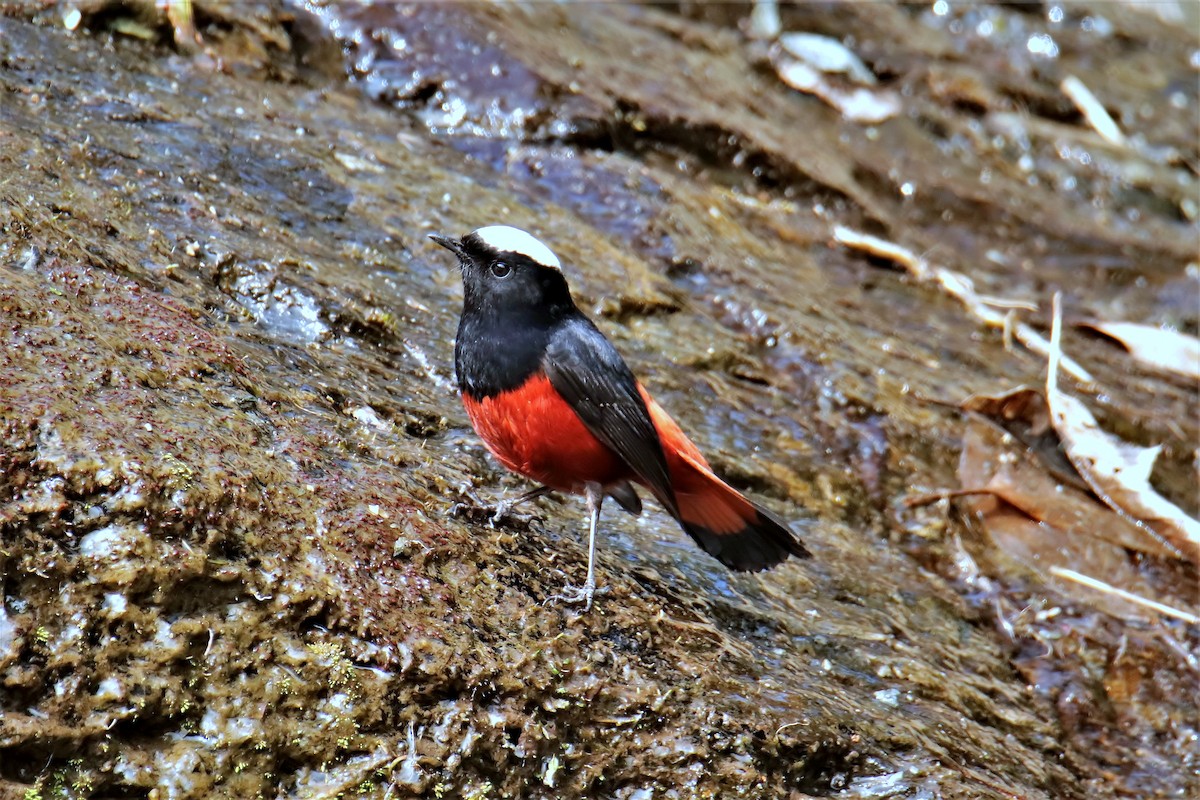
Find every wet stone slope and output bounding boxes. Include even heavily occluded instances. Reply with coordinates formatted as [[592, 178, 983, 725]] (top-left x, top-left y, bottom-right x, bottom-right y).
[[0, 3, 1196, 799]]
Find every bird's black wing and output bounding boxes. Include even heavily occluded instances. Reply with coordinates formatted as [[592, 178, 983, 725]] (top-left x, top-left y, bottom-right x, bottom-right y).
[[542, 316, 678, 516]]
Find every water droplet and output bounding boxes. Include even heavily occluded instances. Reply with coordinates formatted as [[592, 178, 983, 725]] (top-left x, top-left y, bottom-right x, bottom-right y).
[[1026, 33, 1059, 59]]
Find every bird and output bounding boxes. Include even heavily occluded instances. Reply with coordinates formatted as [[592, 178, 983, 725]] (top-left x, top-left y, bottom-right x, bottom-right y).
[[431, 225, 809, 609]]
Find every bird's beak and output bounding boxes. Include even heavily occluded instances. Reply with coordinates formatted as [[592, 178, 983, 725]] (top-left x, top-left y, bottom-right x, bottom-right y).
[[429, 233, 465, 258]]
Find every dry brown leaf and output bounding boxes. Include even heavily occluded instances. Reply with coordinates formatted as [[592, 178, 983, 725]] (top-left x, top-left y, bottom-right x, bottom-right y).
[[957, 419, 1193, 621], [1077, 321, 1200, 381], [968, 506, 1156, 622], [958, 417, 1176, 559], [959, 386, 1051, 434], [958, 386, 1085, 493], [1048, 296, 1200, 563]]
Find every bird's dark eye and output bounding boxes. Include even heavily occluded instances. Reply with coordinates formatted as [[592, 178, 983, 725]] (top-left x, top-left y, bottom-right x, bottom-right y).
[[489, 261, 512, 278]]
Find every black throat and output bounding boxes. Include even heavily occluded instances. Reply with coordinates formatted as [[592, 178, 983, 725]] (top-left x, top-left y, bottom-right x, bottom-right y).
[[454, 272, 578, 399]]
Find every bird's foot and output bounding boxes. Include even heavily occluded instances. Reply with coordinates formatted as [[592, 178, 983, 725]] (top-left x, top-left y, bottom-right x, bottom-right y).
[[451, 486, 552, 528], [449, 495, 535, 529], [544, 580, 608, 612], [488, 497, 519, 525]]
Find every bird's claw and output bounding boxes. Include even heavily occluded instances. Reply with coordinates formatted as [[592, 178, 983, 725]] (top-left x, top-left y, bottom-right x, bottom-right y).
[[544, 582, 607, 612], [489, 499, 515, 525], [449, 497, 533, 529]]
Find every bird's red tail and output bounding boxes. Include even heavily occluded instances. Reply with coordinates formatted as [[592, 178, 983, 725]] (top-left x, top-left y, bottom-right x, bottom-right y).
[[669, 447, 810, 571], [641, 394, 810, 571]]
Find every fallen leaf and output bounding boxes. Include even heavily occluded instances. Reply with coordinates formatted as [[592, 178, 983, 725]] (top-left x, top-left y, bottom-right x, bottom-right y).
[[1077, 321, 1200, 381], [960, 386, 1051, 435], [959, 386, 1084, 493], [770, 46, 901, 124], [957, 418, 1191, 621], [958, 417, 1176, 559], [1048, 296, 1200, 562], [776, 33, 878, 85], [968, 505, 1157, 622]]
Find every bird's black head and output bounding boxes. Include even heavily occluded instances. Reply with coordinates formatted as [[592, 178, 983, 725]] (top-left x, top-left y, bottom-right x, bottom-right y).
[[431, 226, 575, 319], [433, 226, 582, 397]]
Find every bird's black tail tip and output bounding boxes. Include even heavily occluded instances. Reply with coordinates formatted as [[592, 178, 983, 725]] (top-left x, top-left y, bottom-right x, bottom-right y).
[[683, 506, 810, 573]]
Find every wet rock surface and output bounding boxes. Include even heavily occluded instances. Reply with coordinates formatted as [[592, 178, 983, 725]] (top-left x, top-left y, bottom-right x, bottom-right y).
[[0, 2, 1196, 798]]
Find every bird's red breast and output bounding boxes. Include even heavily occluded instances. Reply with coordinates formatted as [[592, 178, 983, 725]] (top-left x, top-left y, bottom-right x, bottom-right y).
[[464, 372, 758, 539], [462, 372, 628, 493]]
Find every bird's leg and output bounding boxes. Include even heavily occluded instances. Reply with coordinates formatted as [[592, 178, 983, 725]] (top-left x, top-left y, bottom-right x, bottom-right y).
[[545, 483, 608, 611], [578, 484, 602, 609]]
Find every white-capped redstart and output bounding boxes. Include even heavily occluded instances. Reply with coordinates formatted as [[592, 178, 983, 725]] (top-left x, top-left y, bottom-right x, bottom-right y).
[[433, 226, 808, 609]]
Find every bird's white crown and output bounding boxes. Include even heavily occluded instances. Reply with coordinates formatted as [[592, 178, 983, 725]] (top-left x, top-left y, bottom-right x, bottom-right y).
[[473, 225, 561, 270]]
